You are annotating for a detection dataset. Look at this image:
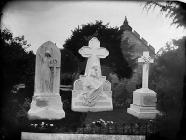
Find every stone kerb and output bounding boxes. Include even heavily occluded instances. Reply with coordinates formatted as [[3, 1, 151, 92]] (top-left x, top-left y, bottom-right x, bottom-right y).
[[21, 132, 145, 140]]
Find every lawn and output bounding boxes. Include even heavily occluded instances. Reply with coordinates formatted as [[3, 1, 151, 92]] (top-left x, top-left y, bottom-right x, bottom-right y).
[[84, 107, 148, 124]]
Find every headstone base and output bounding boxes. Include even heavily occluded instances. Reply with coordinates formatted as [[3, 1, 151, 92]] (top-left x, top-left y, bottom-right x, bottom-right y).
[[72, 93, 113, 112], [72, 76, 113, 112], [127, 88, 159, 119], [28, 95, 65, 120], [133, 88, 157, 106], [127, 104, 159, 119]]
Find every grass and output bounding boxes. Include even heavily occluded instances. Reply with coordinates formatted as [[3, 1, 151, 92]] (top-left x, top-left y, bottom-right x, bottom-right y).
[[84, 107, 148, 124]]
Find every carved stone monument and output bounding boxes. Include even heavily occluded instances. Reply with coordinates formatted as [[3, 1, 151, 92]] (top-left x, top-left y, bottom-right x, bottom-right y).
[[28, 41, 65, 120], [127, 51, 159, 119], [72, 37, 113, 112]]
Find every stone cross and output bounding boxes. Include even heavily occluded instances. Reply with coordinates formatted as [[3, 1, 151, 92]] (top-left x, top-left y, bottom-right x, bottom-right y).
[[138, 51, 154, 89], [35, 41, 61, 95], [79, 37, 109, 77]]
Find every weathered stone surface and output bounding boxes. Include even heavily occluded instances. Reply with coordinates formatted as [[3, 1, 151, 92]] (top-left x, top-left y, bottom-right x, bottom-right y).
[[72, 37, 113, 112], [138, 51, 153, 89], [72, 76, 113, 112], [34, 41, 61, 95], [127, 51, 159, 119], [79, 37, 109, 77], [127, 104, 159, 119], [132, 88, 157, 107], [28, 41, 65, 120], [21, 132, 145, 140]]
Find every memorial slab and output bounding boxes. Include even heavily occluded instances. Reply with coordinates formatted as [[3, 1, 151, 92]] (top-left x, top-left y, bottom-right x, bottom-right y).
[[72, 37, 113, 112], [127, 51, 159, 119], [28, 41, 65, 120]]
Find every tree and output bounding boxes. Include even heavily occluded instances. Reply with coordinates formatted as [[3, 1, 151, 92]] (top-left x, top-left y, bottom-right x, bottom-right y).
[[60, 48, 80, 85], [63, 20, 133, 79], [144, 2, 186, 138], [144, 1, 186, 27], [0, 28, 36, 139], [150, 41, 184, 112], [0, 28, 35, 100], [149, 37, 185, 139]]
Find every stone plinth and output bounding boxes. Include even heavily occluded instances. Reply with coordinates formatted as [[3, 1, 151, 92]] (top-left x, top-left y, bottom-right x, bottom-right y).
[[72, 75, 113, 112], [28, 95, 65, 120], [21, 132, 145, 140], [127, 88, 159, 119]]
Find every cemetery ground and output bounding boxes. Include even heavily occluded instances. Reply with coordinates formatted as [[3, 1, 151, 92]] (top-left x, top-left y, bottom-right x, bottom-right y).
[[1, 28, 185, 140], [1, 84, 182, 140]]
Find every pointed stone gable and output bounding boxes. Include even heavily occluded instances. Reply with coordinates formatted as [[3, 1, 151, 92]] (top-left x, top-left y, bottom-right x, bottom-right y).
[[120, 17, 155, 92]]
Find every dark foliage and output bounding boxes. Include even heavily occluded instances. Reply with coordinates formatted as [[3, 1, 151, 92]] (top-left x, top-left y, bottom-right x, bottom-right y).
[[60, 48, 80, 85], [149, 37, 185, 140], [0, 28, 35, 103], [0, 28, 35, 140], [144, 1, 186, 28]]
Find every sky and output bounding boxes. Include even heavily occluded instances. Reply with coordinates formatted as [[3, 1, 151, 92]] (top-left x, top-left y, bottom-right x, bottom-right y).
[[1, 1, 186, 53]]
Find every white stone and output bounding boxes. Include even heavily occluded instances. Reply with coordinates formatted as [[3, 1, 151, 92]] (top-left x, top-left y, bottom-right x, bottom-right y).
[[127, 88, 159, 119], [127, 51, 159, 119], [28, 41, 65, 120], [138, 51, 153, 89], [79, 37, 109, 77], [21, 132, 145, 140], [127, 104, 159, 119], [72, 37, 113, 112]]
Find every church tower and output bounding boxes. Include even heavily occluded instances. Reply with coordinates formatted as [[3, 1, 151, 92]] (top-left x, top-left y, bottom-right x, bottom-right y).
[[120, 17, 155, 92]]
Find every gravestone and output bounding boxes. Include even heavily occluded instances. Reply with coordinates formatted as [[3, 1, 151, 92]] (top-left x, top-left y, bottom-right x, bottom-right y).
[[72, 37, 113, 112], [127, 51, 159, 119], [28, 41, 65, 120]]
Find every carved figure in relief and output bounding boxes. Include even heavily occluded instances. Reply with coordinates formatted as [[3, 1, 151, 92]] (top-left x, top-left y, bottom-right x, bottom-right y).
[[39, 49, 53, 93], [82, 64, 104, 106]]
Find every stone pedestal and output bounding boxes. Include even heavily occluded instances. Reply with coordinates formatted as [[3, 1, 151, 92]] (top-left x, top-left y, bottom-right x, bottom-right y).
[[28, 95, 65, 120], [127, 88, 159, 119], [72, 75, 113, 112]]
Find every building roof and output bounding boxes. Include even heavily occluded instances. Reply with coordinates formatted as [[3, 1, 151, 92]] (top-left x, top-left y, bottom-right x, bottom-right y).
[[120, 17, 155, 56], [120, 16, 132, 31]]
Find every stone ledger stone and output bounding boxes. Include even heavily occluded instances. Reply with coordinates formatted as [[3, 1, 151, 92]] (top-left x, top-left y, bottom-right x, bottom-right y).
[[28, 41, 65, 120], [21, 132, 145, 140], [71, 37, 113, 112]]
